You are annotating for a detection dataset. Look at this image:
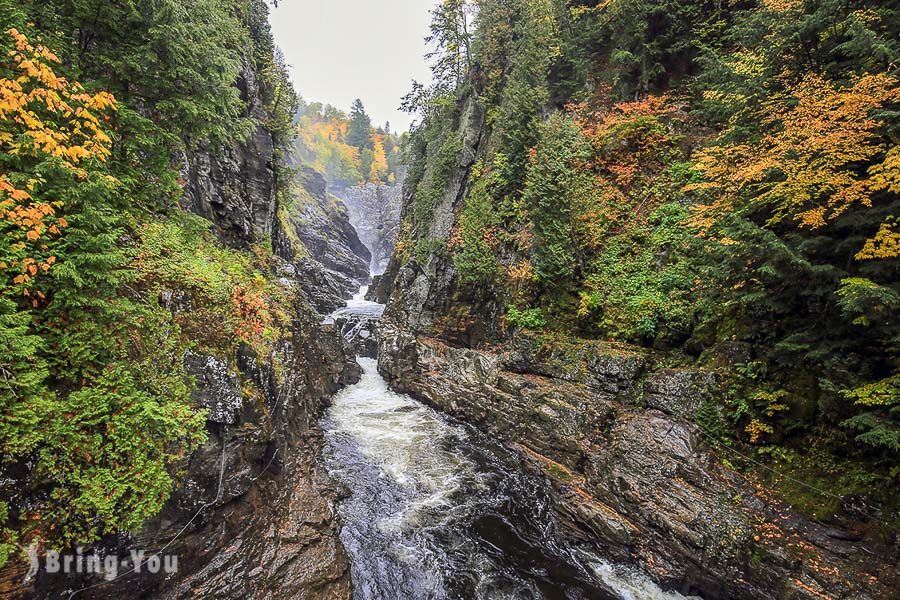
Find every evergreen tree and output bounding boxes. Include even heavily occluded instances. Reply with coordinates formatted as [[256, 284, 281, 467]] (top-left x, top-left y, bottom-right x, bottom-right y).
[[0, 0, 303, 565], [346, 98, 374, 150], [401, 0, 900, 523], [426, 0, 472, 94]]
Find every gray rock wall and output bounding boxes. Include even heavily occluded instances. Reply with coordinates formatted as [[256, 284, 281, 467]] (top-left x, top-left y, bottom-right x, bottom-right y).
[[376, 92, 505, 345], [275, 166, 371, 313], [181, 57, 276, 249], [180, 58, 370, 315], [376, 326, 896, 600]]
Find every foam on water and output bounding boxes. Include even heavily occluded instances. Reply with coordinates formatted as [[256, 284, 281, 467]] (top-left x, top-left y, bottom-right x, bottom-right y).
[[328, 358, 484, 528], [583, 553, 702, 600], [323, 351, 698, 600], [332, 285, 386, 320]]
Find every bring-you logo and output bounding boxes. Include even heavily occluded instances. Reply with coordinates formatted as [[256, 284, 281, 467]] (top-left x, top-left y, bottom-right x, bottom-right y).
[[21, 543, 178, 585]]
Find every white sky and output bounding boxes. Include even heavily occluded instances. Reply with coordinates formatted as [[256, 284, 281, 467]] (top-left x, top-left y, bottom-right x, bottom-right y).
[[270, 0, 436, 132]]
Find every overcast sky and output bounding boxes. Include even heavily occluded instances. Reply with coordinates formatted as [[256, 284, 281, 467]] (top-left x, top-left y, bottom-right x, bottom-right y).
[[270, 0, 436, 132]]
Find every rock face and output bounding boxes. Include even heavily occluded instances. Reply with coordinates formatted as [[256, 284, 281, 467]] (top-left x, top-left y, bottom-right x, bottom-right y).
[[25, 304, 358, 600], [332, 313, 381, 359], [335, 181, 402, 275], [182, 61, 370, 315], [275, 166, 371, 313], [181, 57, 277, 249], [376, 326, 897, 600], [351, 79, 899, 599], [375, 93, 503, 345], [286, 168, 371, 280], [8, 57, 360, 600], [369, 81, 899, 597]]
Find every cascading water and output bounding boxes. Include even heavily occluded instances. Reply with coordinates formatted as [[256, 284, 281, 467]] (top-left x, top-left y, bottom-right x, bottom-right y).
[[332, 285, 385, 320], [323, 289, 695, 600]]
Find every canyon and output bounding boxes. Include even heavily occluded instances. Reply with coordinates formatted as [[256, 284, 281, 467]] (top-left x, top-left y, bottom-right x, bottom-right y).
[[12, 69, 895, 600], [2, 1, 897, 598]]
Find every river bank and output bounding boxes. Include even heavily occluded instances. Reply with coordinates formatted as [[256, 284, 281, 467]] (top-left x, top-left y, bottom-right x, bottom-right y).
[[374, 324, 896, 599]]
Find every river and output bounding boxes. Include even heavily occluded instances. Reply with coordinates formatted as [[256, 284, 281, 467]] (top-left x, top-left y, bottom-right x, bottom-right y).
[[322, 289, 694, 600]]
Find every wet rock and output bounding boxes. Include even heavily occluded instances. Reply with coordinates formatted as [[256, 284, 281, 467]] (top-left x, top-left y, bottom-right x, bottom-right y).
[[183, 352, 243, 425], [180, 59, 276, 249], [585, 351, 647, 395], [377, 328, 896, 600], [506, 333, 648, 399], [375, 94, 497, 341], [291, 258, 360, 315], [333, 314, 380, 359], [272, 166, 371, 314], [28, 304, 356, 600], [286, 168, 370, 284], [181, 122, 276, 249], [336, 180, 403, 275], [557, 491, 637, 550]]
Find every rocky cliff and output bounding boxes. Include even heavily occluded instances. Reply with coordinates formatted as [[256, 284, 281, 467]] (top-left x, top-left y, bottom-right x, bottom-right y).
[[275, 166, 372, 314], [376, 327, 897, 599], [23, 307, 359, 600], [182, 63, 370, 315], [371, 84, 898, 599], [175, 59, 362, 599], [335, 181, 403, 275], [5, 55, 359, 600], [180, 56, 277, 250], [373, 93, 497, 342]]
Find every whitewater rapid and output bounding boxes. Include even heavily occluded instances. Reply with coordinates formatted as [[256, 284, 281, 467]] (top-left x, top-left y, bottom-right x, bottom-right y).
[[321, 287, 695, 599], [324, 365, 699, 597]]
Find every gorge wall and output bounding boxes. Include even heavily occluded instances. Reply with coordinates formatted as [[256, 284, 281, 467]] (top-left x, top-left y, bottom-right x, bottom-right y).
[[0, 8, 362, 598], [91, 58, 363, 599], [370, 1, 900, 597], [371, 103, 899, 600], [376, 326, 896, 599], [276, 166, 372, 314]]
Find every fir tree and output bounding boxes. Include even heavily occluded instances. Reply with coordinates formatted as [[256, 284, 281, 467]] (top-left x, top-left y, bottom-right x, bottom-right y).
[[346, 98, 374, 150]]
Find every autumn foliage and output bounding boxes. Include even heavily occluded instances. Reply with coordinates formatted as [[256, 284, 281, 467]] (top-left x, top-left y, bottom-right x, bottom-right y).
[[294, 100, 400, 187], [231, 284, 272, 343], [404, 0, 899, 530], [0, 28, 116, 294], [0, 0, 319, 570], [689, 73, 899, 260]]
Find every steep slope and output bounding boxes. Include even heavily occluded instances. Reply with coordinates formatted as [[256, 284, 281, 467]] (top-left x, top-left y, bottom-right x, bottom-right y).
[[276, 166, 372, 314], [0, 2, 359, 598], [374, 0, 899, 597], [180, 59, 278, 250]]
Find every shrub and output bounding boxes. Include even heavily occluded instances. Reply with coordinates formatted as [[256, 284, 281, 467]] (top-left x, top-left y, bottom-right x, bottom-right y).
[[506, 305, 546, 329]]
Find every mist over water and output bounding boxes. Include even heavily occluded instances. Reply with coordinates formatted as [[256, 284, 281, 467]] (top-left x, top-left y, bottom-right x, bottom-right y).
[[322, 348, 694, 600]]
